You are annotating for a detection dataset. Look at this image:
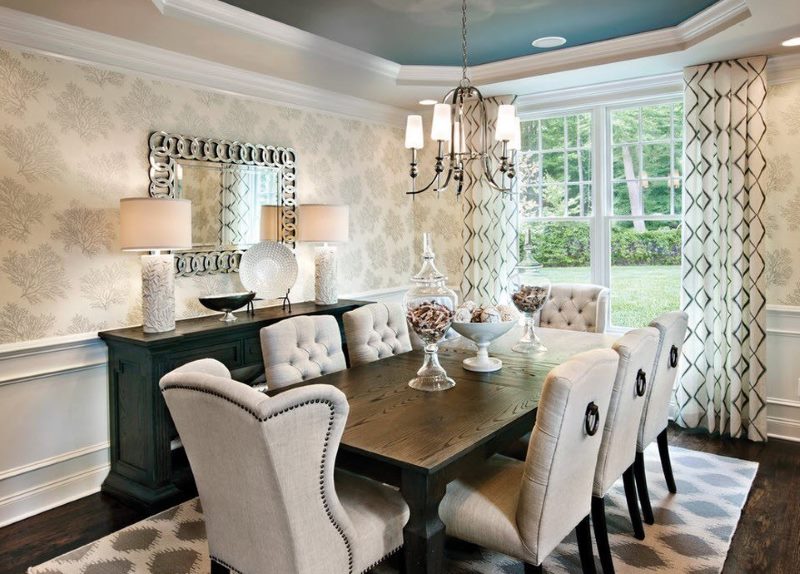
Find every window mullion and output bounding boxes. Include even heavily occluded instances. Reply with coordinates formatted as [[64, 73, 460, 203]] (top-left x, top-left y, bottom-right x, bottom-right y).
[[591, 105, 609, 288]]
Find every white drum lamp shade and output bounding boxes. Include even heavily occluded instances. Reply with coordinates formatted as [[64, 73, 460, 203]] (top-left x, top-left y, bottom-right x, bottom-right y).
[[298, 204, 349, 305], [119, 198, 192, 334]]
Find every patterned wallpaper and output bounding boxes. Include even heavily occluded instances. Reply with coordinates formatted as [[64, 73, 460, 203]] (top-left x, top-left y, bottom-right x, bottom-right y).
[[0, 46, 419, 344], [765, 79, 800, 305]]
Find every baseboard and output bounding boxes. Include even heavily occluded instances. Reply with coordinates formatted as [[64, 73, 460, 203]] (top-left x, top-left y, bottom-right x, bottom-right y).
[[767, 416, 800, 443], [0, 463, 109, 528]]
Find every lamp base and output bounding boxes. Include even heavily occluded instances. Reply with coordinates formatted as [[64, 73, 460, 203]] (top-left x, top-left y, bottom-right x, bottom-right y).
[[314, 245, 338, 305], [141, 254, 175, 333]]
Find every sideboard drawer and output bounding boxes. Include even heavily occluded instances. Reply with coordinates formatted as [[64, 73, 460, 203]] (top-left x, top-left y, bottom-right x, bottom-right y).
[[162, 341, 244, 372], [243, 337, 263, 366]]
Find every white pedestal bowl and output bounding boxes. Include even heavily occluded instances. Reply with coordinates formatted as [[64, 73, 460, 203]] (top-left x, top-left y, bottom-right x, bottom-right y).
[[450, 321, 516, 372]]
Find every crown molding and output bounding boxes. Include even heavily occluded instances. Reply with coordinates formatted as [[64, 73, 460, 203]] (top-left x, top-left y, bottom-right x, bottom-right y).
[[397, 0, 751, 87], [152, 0, 401, 79], [0, 6, 408, 127]]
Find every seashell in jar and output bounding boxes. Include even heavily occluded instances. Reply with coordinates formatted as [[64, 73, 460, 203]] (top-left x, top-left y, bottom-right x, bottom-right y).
[[511, 285, 549, 313]]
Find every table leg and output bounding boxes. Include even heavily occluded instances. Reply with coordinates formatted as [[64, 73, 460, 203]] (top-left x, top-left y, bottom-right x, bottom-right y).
[[400, 469, 446, 574]]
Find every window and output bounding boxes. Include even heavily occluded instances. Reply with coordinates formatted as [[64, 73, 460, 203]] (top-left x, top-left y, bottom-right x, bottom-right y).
[[517, 99, 684, 329]]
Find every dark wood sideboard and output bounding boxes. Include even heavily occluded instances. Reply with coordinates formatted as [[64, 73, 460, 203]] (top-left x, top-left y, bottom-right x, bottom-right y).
[[98, 299, 370, 508]]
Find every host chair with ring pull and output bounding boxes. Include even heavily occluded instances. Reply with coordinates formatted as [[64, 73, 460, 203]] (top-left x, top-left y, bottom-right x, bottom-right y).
[[343, 302, 413, 368], [260, 315, 347, 389], [633, 311, 689, 525], [160, 359, 409, 574], [438, 348, 619, 574], [591, 327, 659, 574]]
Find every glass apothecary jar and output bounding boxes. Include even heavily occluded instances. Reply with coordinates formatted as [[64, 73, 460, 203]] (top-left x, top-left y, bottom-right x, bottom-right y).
[[403, 233, 457, 391], [510, 230, 551, 353]]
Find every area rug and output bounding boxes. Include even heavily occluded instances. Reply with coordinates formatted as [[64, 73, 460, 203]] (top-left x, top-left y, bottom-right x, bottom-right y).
[[28, 445, 757, 574]]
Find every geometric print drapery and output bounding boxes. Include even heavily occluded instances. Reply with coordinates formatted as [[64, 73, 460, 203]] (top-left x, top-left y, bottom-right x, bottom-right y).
[[459, 95, 519, 306], [677, 56, 768, 441]]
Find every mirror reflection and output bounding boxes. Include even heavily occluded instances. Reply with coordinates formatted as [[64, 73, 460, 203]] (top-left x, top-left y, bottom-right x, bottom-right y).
[[176, 161, 282, 249]]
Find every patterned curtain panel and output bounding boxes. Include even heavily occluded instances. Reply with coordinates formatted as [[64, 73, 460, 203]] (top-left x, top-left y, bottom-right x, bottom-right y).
[[459, 95, 519, 305], [678, 56, 768, 441]]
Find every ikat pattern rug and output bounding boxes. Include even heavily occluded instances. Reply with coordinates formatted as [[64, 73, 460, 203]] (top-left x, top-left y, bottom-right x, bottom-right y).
[[29, 445, 757, 574]]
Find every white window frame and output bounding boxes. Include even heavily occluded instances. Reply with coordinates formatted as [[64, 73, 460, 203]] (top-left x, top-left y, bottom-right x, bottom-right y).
[[517, 94, 683, 333]]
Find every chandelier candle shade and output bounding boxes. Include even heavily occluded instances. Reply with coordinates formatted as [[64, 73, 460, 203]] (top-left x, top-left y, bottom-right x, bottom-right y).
[[404, 0, 522, 196], [298, 204, 349, 305], [119, 198, 192, 333]]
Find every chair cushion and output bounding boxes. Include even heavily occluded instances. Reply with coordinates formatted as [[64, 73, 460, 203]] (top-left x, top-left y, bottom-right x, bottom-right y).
[[344, 303, 412, 368], [336, 470, 409, 573], [537, 283, 609, 333], [439, 455, 532, 563], [260, 315, 347, 389]]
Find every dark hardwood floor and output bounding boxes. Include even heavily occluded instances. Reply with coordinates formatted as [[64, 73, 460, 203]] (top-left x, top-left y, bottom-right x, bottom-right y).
[[1, 425, 798, 574]]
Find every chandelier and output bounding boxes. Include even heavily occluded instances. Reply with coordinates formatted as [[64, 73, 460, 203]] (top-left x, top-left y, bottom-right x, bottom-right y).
[[404, 0, 521, 197]]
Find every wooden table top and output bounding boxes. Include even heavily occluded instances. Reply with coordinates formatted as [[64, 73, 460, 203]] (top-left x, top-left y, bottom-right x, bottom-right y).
[[306, 326, 618, 474]]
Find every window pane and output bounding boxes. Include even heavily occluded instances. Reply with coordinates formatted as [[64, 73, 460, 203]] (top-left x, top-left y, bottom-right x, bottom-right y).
[[566, 114, 578, 148], [612, 144, 640, 180], [540, 117, 564, 150], [613, 182, 634, 215], [641, 103, 672, 141], [541, 176, 567, 217], [611, 108, 639, 144], [521, 119, 539, 149], [642, 180, 671, 215], [673, 102, 684, 139], [610, 220, 682, 327], [567, 184, 586, 216], [643, 143, 671, 178], [541, 151, 565, 181], [521, 220, 591, 284], [577, 113, 592, 148]]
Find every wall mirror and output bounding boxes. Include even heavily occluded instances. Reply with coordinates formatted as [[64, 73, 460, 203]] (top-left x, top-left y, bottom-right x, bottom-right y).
[[148, 131, 297, 277]]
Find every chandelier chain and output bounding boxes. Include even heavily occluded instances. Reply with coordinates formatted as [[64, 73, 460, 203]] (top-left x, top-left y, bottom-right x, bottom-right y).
[[461, 0, 468, 83]]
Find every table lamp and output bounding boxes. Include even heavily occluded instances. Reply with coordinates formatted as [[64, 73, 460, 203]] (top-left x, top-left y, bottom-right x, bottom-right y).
[[298, 204, 349, 305], [120, 198, 192, 333], [260, 204, 281, 241]]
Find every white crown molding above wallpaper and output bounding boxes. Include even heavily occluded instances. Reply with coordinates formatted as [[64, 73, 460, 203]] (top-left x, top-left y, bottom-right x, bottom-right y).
[[0, 6, 409, 127]]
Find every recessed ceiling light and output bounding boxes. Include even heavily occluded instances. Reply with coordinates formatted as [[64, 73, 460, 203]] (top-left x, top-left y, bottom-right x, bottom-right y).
[[782, 37, 800, 47], [532, 36, 567, 49], [419, 99, 437, 105]]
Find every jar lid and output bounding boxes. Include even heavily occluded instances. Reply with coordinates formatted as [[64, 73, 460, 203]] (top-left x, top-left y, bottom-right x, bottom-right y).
[[412, 232, 446, 282]]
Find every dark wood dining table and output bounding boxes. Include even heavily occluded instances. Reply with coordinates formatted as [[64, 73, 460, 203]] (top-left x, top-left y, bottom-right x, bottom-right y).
[[274, 326, 618, 574]]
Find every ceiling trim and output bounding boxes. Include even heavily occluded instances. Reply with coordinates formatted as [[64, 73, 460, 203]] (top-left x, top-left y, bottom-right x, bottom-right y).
[[397, 0, 751, 87], [0, 5, 408, 126], [151, 0, 401, 79], [516, 52, 800, 114]]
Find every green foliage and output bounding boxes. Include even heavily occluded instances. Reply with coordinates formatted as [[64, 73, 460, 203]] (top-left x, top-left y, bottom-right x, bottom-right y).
[[521, 222, 681, 267]]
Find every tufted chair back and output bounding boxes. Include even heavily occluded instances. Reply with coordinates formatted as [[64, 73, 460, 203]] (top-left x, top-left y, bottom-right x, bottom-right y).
[[160, 359, 357, 574], [536, 283, 610, 333], [343, 303, 412, 368], [260, 315, 347, 389], [593, 327, 659, 497], [638, 311, 688, 450], [516, 348, 618, 564]]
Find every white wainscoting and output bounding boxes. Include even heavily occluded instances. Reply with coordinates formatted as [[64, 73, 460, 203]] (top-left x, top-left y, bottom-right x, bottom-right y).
[[0, 295, 797, 527]]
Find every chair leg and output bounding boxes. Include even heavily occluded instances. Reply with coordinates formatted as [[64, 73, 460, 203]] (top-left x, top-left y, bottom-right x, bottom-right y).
[[575, 514, 597, 574], [591, 496, 615, 574], [622, 466, 645, 540], [657, 429, 677, 494], [633, 451, 654, 525], [524, 563, 543, 574]]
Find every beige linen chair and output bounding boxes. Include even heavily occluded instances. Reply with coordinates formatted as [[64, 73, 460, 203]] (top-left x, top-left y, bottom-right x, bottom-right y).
[[591, 327, 659, 574], [343, 302, 412, 367], [536, 283, 610, 333], [160, 359, 409, 574], [439, 348, 619, 574], [260, 315, 347, 389], [633, 311, 689, 525]]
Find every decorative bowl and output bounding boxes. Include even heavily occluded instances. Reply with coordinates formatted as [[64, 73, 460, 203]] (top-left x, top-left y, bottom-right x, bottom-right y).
[[198, 291, 256, 322], [450, 320, 516, 372]]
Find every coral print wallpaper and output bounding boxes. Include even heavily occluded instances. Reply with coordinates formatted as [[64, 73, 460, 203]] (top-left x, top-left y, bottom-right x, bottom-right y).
[[0, 46, 426, 344], [765, 78, 800, 304]]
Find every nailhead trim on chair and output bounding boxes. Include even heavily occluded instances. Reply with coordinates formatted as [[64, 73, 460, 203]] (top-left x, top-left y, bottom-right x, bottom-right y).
[[360, 544, 403, 574], [210, 556, 243, 573], [162, 384, 354, 573]]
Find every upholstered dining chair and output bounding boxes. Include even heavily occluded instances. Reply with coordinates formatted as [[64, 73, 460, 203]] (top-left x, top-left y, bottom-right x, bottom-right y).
[[343, 302, 412, 367], [536, 283, 610, 333], [633, 311, 689, 525], [591, 327, 659, 574], [260, 315, 347, 389], [438, 348, 619, 574], [160, 359, 409, 574]]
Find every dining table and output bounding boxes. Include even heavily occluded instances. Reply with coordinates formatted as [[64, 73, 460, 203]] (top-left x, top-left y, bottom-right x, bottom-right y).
[[271, 325, 618, 574]]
